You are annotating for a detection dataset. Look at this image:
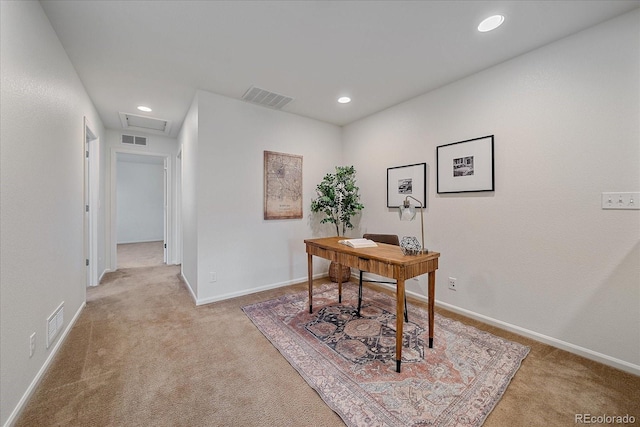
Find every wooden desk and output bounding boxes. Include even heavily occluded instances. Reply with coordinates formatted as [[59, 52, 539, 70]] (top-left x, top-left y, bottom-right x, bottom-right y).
[[305, 236, 440, 373]]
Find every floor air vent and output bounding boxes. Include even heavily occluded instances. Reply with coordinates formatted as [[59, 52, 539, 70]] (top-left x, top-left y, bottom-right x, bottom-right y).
[[242, 86, 293, 110]]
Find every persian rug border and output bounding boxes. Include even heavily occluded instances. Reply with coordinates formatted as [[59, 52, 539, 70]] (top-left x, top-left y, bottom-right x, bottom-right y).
[[242, 283, 529, 427]]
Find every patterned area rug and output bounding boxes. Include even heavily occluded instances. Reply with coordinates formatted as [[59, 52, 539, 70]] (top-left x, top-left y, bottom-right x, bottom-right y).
[[242, 283, 530, 427]]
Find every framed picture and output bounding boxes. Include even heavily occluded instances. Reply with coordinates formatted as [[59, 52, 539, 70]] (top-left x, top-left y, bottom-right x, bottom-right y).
[[437, 135, 494, 193], [263, 151, 303, 219], [387, 163, 426, 208]]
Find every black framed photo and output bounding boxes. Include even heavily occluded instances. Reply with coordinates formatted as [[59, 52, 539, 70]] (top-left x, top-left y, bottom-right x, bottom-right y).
[[387, 163, 426, 208], [437, 135, 494, 193]]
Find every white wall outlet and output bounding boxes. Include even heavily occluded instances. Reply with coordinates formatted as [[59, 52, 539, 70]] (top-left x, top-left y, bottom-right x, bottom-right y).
[[601, 192, 640, 210], [448, 277, 457, 291], [209, 272, 217, 282], [29, 332, 36, 358]]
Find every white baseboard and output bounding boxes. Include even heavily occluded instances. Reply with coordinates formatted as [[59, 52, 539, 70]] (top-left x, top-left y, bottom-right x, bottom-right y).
[[189, 271, 639, 375], [367, 281, 640, 376], [3, 302, 86, 427], [180, 271, 198, 304], [194, 273, 328, 306], [97, 268, 113, 284], [432, 298, 640, 376]]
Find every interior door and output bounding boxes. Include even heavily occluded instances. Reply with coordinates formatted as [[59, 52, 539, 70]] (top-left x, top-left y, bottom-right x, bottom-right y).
[[163, 157, 168, 264]]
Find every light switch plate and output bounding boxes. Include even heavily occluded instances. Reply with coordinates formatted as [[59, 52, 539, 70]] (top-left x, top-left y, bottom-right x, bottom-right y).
[[601, 192, 640, 210]]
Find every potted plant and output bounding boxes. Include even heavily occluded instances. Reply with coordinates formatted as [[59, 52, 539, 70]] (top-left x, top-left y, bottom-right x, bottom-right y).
[[310, 165, 364, 282]]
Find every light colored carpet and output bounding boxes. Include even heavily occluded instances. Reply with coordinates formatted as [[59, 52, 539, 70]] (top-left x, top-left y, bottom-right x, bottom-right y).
[[243, 284, 530, 426], [117, 241, 164, 268], [15, 263, 640, 426]]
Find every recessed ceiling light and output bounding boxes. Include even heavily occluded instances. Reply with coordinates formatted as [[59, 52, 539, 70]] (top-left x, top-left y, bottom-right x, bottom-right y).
[[338, 96, 351, 104], [478, 15, 505, 32], [137, 106, 152, 112]]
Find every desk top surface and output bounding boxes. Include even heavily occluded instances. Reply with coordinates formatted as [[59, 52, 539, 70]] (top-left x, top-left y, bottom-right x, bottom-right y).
[[305, 236, 440, 266]]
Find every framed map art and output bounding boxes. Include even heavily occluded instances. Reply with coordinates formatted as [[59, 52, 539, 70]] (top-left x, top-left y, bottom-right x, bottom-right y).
[[263, 151, 303, 220]]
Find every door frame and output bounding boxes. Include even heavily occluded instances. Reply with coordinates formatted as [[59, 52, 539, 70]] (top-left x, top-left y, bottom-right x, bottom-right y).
[[175, 148, 183, 265], [110, 147, 172, 270], [84, 117, 99, 286]]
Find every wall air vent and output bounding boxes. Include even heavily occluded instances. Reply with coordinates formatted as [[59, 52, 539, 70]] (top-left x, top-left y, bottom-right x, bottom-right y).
[[121, 134, 147, 146], [242, 86, 293, 110], [119, 112, 172, 136], [47, 302, 64, 349]]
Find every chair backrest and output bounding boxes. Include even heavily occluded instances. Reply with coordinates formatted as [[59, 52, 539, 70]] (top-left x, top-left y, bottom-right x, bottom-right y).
[[363, 233, 400, 246]]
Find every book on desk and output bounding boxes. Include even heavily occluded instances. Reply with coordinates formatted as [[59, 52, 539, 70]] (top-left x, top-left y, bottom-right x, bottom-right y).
[[338, 238, 378, 248]]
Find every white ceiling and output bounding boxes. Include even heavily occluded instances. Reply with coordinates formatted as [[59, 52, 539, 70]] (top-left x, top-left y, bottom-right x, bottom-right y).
[[41, 0, 639, 138]]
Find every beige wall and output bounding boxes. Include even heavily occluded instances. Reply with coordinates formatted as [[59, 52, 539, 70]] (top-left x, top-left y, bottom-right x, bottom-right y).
[[181, 90, 343, 304], [342, 10, 640, 373], [0, 1, 105, 425], [1, 3, 638, 426]]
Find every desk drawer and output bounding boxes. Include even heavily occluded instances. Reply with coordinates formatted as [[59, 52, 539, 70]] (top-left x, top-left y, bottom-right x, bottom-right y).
[[337, 253, 361, 269], [365, 262, 395, 278], [307, 246, 338, 262], [356, 257, 371, 272], [338, 254, 393, 276]]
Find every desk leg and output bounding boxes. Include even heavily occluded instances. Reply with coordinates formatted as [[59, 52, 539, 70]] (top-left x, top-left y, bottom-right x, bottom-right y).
[[308, 253, 313, 313], [337, 263, 342, 303], [428, 270, 435, 348], [396, 278, 405, 373]]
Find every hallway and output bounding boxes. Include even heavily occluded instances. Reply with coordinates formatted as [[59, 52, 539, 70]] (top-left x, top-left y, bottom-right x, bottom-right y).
[[117, 241, 164, 269]]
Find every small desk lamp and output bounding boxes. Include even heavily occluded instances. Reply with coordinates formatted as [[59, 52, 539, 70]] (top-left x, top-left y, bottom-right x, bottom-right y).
[[398, 195, 427, 254]]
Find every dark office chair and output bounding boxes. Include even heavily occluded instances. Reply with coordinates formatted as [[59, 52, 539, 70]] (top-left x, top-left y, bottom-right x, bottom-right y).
[[358, 233, 408, 322]]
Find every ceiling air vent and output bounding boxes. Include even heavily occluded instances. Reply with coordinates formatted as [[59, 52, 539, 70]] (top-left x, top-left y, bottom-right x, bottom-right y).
[[119, 112, 172, 136], [242, 86, 293, 110], [121, 134, 147, 146]]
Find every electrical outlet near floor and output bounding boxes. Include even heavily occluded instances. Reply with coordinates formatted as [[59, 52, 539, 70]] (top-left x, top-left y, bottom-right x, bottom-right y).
[[209, 272, 217, 282], [448, 277, 457, 291]]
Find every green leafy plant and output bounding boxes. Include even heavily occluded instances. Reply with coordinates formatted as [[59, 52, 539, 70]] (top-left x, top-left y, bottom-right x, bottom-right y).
[[310, 165, 364, 236]]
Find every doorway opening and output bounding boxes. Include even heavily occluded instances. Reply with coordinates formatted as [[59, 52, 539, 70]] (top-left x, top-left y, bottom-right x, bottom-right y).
[[113, 152, 169, 269], [117, 241, 164, 268]]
